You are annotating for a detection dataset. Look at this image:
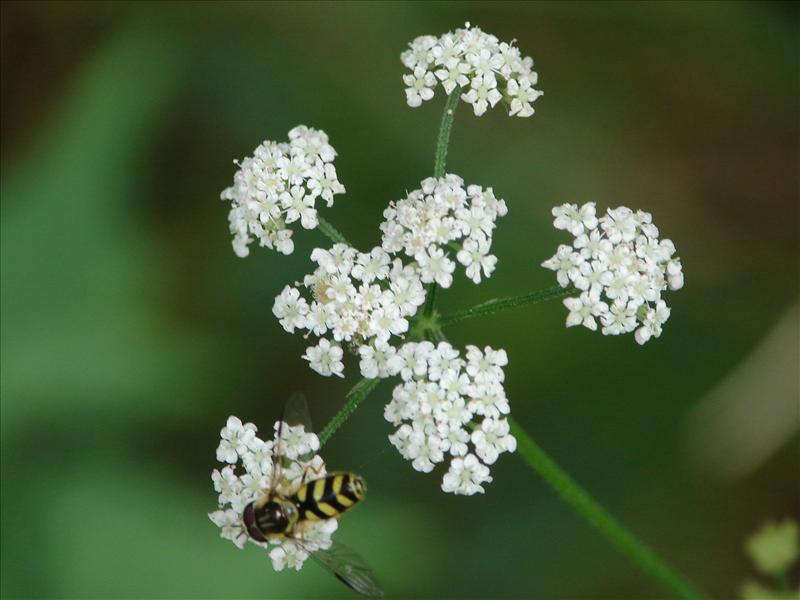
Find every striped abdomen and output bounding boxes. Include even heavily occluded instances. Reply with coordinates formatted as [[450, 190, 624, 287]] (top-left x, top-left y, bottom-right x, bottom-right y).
[[292, 472, 365, 522]]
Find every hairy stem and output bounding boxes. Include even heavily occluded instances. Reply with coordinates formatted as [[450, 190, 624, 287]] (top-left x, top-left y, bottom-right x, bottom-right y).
[[434, 90, 460, 178], [317, 215, 350, 246], [318, 377, 381, 446], [510, 417, 707, 600], [440, 285, 575, 327], [422, 91, 461, 328]]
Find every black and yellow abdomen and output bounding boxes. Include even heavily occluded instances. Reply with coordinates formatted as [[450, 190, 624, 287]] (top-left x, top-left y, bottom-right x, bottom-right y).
[[292, 472, 365, 522]]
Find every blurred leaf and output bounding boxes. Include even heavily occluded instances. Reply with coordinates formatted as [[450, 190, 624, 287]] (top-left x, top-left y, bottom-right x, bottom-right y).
[[0, 23, 215, 435]]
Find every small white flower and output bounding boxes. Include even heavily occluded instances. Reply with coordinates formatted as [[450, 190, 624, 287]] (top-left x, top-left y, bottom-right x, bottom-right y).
[[416, 245, 456, 288], [542, 244, 584, 288], [667, 259, 684, 290], [507, 76, 542, 118], [427, 341, 461, 381], [401, 34, 438, 69], [456, 237, 497, 284], [552, 202, 598, 237], [307, 162, 345, 207], [277, 154, 310, 187], [305, 302, 331, 336], [209, 508, 249, 549], [601, 300, 638, 336], [270, 541, 310, 571], [390, 275, 426, 315], [438, 423, 470, 457], [359, 340, 403, 379], [389, 423, 420, 460], [465, 345, 507, 383], [574, 228, 613, 261], [352, 248, 391, 283], [601, 206, 638, 244], [241, 438, 275, 476], [281, 186, 318, 229], [435, 60, 470, 95], [471, 418, 517, 465], [398, 340, 433, 381], [461, 74, 502, 116], [217, 416, 257, 464], [404, 66, 436, 107], [412, 432, 445, 473], [467, 381, 509, 419], [240, 471, 270, 501], [576, 260, 613, 293], [276, 422, 320, 461], [303, 338, 344, 378], [441, 454, 493, 495], [563, 291, 608, 331], [272, 286, 309, 333], [300, 518, 338, 552], [634, 299, 671, 345], [212, 466, 243, 505]]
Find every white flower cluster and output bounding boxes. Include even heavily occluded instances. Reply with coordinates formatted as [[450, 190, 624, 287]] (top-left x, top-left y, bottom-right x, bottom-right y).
[[208, 416, 337, 571], [273, 244, 427, 378], [380, 174, 507, 286], [542, 203, 684, 345], [385, 341, 516, 495], [401, 22, 543, 117], [221, 126, 346, 257]]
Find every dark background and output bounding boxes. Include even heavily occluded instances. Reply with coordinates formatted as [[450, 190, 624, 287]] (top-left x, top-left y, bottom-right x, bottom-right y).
[[2, 2, 798, 598]]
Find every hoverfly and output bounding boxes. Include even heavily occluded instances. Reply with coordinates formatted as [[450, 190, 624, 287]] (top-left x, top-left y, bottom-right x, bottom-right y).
[[243, 392, 383, 598]]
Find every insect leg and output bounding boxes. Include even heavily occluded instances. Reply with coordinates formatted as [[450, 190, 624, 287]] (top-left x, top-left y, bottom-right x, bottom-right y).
[[299, 458, 327, 487]]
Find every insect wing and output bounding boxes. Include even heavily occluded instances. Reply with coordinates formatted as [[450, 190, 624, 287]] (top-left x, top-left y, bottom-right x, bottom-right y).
[[309, 540, 384, 598], [281, 391, 313, 435], [270, 392, 315, 491]]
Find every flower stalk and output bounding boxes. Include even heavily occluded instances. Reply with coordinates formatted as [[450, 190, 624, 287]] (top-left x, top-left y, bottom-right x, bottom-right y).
[[440, 285, 576, 327], [510, 418, 707, 600], [434, 90, 460, 178], [317, 215, 350, 246], [318, 377, 381, 446]]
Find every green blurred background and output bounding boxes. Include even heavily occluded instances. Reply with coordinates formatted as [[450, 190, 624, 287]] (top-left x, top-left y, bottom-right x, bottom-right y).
[[2, 2, 798, 599]]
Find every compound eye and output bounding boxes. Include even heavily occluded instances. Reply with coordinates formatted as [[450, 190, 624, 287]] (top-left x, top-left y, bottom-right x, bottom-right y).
[[243, 502, 256, 528], [242, 502, 267, 543]]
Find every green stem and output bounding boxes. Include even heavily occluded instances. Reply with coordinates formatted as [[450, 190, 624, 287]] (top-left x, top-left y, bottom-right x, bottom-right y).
[[510, 417, 707, 600], [317, 215, 350, 246], [440, 285, 575, 327], [318, 377, 380, 446], [420, 90, 461, 331], [424, 282, 438, 317], [430, 327, 447, 343], [434, 90, 460, 178]]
